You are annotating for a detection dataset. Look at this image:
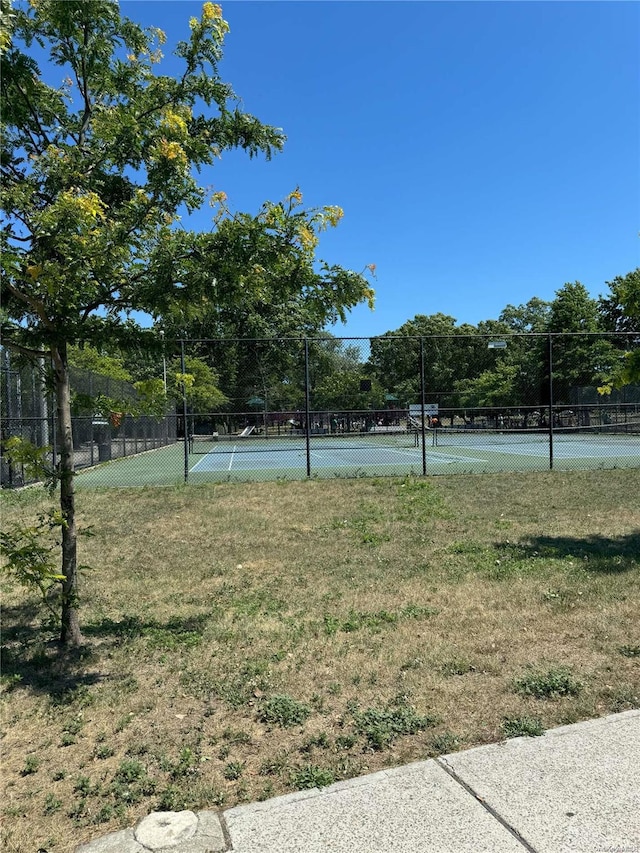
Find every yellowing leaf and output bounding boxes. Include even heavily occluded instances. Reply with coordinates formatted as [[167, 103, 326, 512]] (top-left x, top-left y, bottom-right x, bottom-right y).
[[26, 264, 43, 280]]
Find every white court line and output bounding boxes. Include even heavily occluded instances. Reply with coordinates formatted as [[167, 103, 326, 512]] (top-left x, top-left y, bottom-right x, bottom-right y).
[[189, 454, 209, 473], [189, 444, 237, 473], [379, 446, 488, 463], [429, 451, 489, 463], [191, 443, 488, 473], [310, 446, 479, 466]]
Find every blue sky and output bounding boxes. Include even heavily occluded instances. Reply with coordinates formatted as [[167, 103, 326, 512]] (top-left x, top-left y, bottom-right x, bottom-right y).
[[123, 1, 639, 337]]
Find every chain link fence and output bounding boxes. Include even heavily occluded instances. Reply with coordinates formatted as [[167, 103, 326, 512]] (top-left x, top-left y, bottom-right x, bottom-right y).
[[1, 349, 176, 487], [2, 334, 638, 487]]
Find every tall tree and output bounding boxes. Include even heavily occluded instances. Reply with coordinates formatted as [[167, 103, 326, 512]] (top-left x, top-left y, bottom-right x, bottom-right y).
[[548, 282, 614, 402], [0, 2, 373, 644], [598, 269, 640, 389], [499, 297, 551, 333], [368, 314, 460, 406], [158, 191, 375, 415]]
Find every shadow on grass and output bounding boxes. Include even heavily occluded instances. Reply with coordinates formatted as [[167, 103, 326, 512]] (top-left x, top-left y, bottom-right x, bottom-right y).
[[1, 635, 104, 702], [516, 532, 640, 573], [83, 611, 210, 641], [1, 609, 211, 701]]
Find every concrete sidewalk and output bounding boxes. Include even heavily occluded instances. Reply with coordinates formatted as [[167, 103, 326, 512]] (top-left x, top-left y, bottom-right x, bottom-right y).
[[76, 709, 640, 853]]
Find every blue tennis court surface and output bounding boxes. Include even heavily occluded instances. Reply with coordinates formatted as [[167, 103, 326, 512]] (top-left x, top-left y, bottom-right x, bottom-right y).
[[188, 431, 640, 478], [74, 429, 640, 487], [190, 441, 428, 473]]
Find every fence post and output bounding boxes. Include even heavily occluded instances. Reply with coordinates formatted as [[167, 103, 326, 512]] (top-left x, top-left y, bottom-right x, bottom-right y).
[[420, 337, 427, 476], [51, 354, 57, 474], [548, 334, 554, 470], [304, 338, 311, 477], [180, 340, 189, 483]]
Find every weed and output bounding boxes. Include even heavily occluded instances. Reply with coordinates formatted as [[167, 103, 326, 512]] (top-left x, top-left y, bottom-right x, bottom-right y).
[[222, 728, 252, 745], [174, 747, 200, 779], [43, 794, 62, 815], [601, 685, 639, 712], [157, 785, 188, 812], [235, 781, 250, 802], [335, 734, 357, 750], [73, 775, 92, 796], [448, 540, 485, 555], [300, 732, 330, 753], [60, 732, 77, 746], [232, 589, 285, 618], [618, 644, 640, 658], [259, 751, 289, 776], [94, 743, 115, 760], [334, 757, 365, 781], [325, 605, 435, 637], [22, 755, 40, 775], [401, 603, 439, 620], [431, 732, 462, 753], [258, 694, 311, 728], [49, 683, 94, 709], [289, 764, 335, 789], [113, 674, 138, 695], [352, 701, 438, 750], [323, 615, 340, 636], [63, 717, 84, 735], [113, 759, 146, 784], [114, 714, 134, 732], [181, 657, 272, 708], [513, 666, 583, 699], [258, 782, 274, 801], [501, 716, 544, 738], [0, 672, 22, 691], [439, 658, 476, 677], [93, 804, 116, 825], [223, 761, 244, 781], [125, 741, 149, 757], [542, 588, 570, 603], [67, 800, 87, 820]]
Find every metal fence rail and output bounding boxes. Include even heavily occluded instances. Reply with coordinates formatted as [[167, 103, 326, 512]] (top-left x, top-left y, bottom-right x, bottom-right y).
[[1, 333, 638, 487]]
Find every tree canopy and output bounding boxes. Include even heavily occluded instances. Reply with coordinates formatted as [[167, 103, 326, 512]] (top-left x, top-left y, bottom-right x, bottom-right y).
[[0, 0, 374, 644]]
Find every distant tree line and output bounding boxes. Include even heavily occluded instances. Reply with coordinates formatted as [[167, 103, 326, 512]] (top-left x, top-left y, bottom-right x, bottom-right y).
[[88, 270, 638, 414]]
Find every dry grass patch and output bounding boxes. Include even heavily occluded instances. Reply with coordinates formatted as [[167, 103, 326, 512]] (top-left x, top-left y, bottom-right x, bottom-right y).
[[2, 470, 639, 852]]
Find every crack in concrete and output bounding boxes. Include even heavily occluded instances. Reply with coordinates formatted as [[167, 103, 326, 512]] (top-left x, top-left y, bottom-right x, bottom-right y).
[[436, 756, 539, 853]]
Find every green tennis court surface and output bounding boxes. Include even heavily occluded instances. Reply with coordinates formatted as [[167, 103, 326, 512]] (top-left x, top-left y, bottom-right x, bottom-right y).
[[75, 427, 640, 488]]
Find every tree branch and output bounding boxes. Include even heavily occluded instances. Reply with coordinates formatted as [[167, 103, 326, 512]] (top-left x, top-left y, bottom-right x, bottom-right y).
[[77, 25, 93, 144], [14, 81, 52, 151], [4, 280, 55, 330], [0, 337, 50, 360]]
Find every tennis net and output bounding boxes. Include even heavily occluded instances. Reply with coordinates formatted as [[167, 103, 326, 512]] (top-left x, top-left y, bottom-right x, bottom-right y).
[[189, 428, 420, 455], [432, 423, 640, 447]]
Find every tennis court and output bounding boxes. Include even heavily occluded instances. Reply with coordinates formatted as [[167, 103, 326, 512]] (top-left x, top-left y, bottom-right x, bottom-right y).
[[74, 425, 640, 487]]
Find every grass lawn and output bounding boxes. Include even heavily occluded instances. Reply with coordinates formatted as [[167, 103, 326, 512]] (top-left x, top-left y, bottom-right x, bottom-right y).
[[2, 469, 639, 853]]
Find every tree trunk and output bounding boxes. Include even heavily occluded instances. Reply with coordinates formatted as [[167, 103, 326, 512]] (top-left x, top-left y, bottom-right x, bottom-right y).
[[52, 342, 83, 646]]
